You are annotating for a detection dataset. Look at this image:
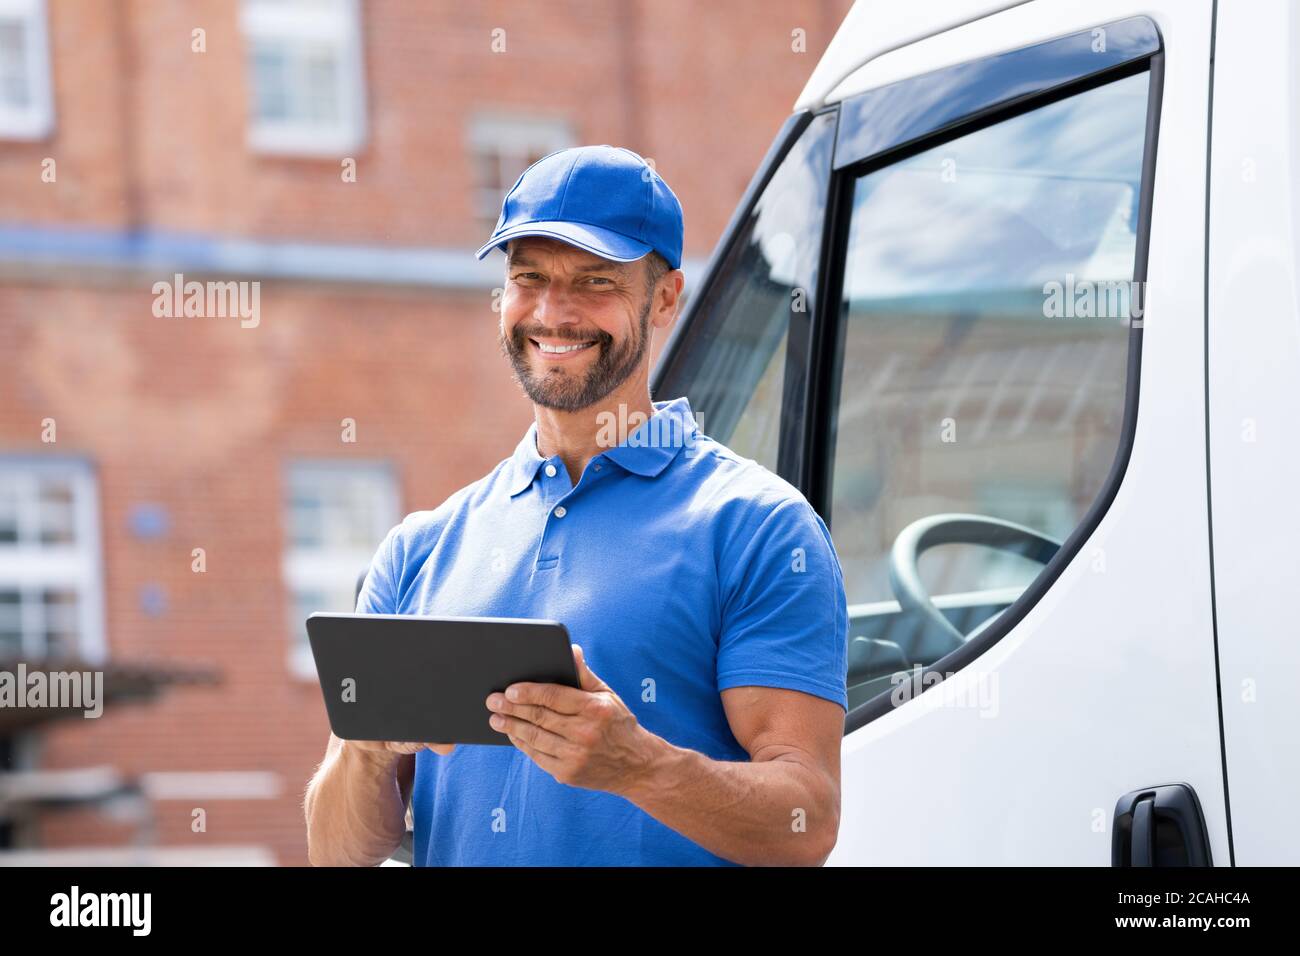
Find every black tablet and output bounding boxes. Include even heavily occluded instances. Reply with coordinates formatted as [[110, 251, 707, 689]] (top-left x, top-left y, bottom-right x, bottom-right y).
[[306, 612, 578, 746]]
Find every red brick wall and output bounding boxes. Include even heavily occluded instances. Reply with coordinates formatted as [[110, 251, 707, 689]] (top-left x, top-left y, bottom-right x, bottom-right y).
[[0, 278, 530, 863], [2, 0, 851, 248], [0, 0, 132, 227]]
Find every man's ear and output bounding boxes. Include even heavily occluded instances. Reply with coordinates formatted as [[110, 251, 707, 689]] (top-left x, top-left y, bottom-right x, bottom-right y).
[[651, 270, 684, 330]]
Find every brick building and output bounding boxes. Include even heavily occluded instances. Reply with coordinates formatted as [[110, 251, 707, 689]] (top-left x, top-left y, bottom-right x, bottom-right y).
[[0, 0, 850, 864]]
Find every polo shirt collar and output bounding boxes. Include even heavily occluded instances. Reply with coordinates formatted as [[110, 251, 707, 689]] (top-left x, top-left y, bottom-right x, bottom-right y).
[[506, 422, 548, 496], [506, 396, 699, 496], [602, 396, 698, 478]]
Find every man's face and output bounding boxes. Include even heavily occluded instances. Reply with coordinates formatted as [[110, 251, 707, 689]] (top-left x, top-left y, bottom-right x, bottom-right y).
[[498, 237, 655, 412]]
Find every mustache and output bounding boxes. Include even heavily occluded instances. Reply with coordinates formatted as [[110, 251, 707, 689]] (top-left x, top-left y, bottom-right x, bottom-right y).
[[512, 326, 613, 346]]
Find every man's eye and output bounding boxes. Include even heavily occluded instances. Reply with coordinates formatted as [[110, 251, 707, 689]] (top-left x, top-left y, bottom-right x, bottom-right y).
[[586, 277, 612, 285]]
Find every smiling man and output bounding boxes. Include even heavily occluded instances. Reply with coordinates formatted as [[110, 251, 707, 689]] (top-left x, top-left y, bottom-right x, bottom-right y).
[[304, 145, 849, 867]]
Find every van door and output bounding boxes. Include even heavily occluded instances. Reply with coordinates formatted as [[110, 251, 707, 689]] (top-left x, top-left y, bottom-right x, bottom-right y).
[[1205, 0, 1300, 866], [655, 0, 1226, 864]]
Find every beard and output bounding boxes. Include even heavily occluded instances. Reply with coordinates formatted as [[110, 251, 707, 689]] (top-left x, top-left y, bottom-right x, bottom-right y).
[[499, 295, 651, 412]]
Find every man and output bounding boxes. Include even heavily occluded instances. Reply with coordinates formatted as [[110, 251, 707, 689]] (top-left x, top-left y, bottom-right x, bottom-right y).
[[304, 145, 849, 867]]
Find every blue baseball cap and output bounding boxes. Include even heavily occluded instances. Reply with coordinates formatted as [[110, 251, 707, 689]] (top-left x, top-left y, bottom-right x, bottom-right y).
[[474, 145, 683, 271]]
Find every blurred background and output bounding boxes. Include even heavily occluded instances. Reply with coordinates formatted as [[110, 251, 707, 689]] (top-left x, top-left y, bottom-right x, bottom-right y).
[[0, 0, 851, 865]]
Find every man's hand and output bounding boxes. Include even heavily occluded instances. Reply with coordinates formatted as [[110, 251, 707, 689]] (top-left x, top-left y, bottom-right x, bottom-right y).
[[484, 643, 661, 795]]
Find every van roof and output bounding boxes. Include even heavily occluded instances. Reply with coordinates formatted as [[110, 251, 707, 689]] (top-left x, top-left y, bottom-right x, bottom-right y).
[[794, 0, 1027, 111]]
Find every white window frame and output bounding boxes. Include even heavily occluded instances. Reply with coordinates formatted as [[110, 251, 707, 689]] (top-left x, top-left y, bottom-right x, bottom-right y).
[[0, 458, 105, 663], [282, 460, 397, 679], [240, 0, 366, 156], [469, 113, 575, 224], [0, 0, 55, 140]]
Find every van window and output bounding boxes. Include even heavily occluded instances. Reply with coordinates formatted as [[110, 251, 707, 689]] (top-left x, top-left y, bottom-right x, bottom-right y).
[[658, 111, 835, 476], [826, 70, 1150, 689]]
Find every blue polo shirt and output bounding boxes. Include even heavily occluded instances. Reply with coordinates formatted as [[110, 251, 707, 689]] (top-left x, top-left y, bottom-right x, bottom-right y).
[[354, 396, 848, 866]]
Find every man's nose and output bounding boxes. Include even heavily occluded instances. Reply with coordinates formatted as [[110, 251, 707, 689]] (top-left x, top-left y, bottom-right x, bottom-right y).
[[531, 281, 581, 328]]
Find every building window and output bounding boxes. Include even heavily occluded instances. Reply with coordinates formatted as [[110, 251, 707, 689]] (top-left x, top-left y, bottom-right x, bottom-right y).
[[283, 461, 397, 677], [469, 114, 575, 229], [0, 460, 104, 662], [240, 0, 366, 156], [0, 0, 54, 140]]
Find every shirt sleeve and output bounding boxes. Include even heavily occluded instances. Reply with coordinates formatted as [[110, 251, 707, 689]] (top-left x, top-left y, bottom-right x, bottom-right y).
[[715, 496, 849, 710], [355, 522, 402, 614]]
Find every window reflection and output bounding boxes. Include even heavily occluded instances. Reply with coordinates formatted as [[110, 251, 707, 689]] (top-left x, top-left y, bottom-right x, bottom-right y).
[[831, 72, 1149, 612], [665, 112, 836, 473]]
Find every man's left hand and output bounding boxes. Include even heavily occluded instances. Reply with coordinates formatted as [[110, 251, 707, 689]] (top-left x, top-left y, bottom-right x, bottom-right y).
[[485, 644, 663, 795]]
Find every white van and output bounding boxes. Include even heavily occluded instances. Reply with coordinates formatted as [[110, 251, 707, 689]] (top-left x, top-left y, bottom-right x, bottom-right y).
[[650, 0, 1298, 865]]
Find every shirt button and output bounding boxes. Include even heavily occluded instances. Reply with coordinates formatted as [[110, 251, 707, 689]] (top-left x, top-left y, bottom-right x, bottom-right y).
[[544, 464, 557, 477], [594, 464, 602, 470], [554, 506, 567, 518]]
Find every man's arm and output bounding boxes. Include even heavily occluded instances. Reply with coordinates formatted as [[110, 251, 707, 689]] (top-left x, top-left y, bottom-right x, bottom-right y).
[[618, 685, 843, 867], [304, 520, 422, 867], [488, 650, 844, 868], [303, 733, 415, 867], [619, 494, 847, 866]]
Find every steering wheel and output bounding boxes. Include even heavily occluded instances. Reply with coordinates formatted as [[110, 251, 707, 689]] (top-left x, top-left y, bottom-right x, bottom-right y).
[[888, 513, 1062, 662]]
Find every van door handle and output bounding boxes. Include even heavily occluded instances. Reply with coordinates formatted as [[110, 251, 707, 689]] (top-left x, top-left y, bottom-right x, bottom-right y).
[[1129, 795, 1155, 866], [1112, 783, 1212, 866]]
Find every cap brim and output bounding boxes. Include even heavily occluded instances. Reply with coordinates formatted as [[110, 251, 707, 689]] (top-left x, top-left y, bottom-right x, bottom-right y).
[[474, 221, 652, 263]]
